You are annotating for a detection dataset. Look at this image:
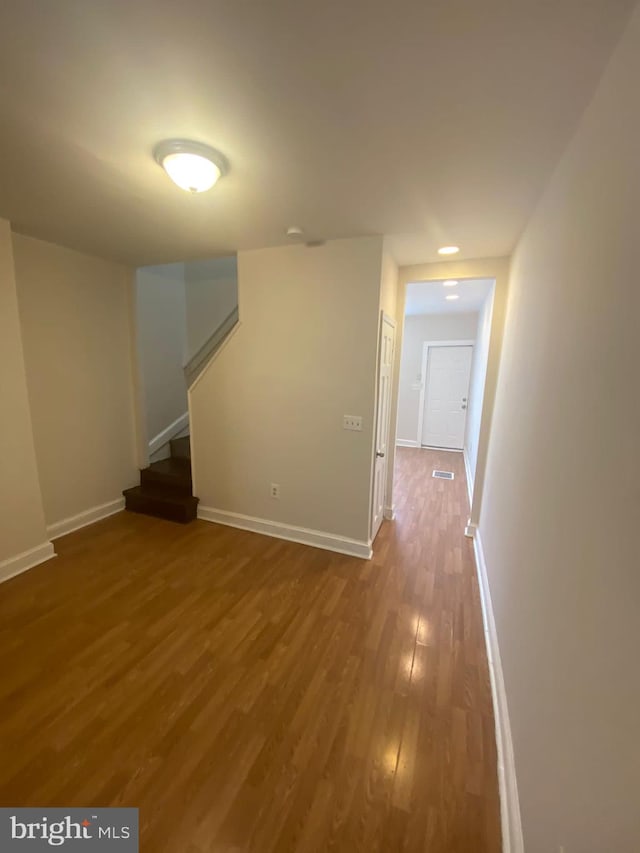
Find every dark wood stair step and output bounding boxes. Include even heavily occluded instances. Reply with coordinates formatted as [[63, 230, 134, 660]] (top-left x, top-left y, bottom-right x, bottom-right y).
[[170, 436, 191, 460], [123, 486, 199, 524], [140, 458, 192, 495]]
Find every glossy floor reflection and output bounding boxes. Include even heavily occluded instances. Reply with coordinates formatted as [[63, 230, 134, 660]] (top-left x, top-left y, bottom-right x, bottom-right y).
[[0, 447, 500, 852]]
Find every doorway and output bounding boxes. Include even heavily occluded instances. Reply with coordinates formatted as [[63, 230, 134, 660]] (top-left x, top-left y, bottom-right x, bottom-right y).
[[419, 342, 474, 449], [133, 257, 238, 466], [393, 276, 496, 519]]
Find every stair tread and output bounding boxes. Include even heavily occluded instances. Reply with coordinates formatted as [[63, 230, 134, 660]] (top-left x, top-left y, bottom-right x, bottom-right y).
[[124, 485, 198, 524], [123, 485, 198, 505], [170, 435, 191, 460], [144, 458, 191, 479]]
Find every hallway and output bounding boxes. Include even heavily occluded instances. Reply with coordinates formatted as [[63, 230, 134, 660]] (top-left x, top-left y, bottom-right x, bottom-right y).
[[0, 448, 500, 852]]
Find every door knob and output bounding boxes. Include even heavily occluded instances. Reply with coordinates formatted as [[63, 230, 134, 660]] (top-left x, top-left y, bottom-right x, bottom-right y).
[[461, 404, 467, 410], [376, 451, 385, 458]]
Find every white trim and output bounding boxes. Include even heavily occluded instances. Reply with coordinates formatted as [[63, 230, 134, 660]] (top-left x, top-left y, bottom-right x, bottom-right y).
[[463, 447, 474, 506], [0, 542, 56, 585], [472, 530, 524, 853], [420, 338, 476, 346], [383, 506, 395, 521], [464, 520, 477, 539], [396, 439, 418, 448], [417, 339, 475, 448], [198, 506, 372, 559], [370, 311, 397, 543], [47, 498, 125, 540], [148, 412, 189, 456], [188, 320, 243, 393], [420, 445, 463, 453]]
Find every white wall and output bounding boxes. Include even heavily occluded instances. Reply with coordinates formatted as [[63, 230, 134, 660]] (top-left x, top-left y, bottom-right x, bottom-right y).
[[465, 293, 494, 493], [190, 236, 384, 546], [480, 8, 640, 852], [184, 256, 238, 361], [396, 312, 478, 444], [136, 264, 188, 441], [13, 233, 138, 529], [0, 220, 51, 570]]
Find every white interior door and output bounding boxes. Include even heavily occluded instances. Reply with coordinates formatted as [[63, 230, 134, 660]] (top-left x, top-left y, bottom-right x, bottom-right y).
[[421, 345, 472, 449], [371, 314, 395, 540]]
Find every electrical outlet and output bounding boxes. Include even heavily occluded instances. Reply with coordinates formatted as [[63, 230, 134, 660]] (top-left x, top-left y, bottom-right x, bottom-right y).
[[343, 415, 363, 431], [270, 483, 280, 499]]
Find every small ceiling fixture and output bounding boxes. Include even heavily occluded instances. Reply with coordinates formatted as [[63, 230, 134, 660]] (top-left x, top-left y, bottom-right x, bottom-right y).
[[438, 245, 460, 255], [445, 293, 460, 300], [154, 139, 228, 193], [286, 226, 304, 238], [443, 279, 458, 287]]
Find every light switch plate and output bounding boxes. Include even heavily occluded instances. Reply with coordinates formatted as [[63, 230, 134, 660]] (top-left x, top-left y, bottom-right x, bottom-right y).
[[343, 415, 363, 431]]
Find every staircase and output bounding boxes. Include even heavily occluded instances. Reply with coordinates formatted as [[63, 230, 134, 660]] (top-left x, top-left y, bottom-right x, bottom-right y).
[[123, 436, 199, 523]]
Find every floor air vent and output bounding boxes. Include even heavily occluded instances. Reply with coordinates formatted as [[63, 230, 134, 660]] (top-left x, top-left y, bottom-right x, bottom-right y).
[[432, 470, 455, 480]]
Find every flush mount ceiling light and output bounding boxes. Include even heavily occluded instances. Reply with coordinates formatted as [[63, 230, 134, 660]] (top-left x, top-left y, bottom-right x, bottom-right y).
[[286, 226, 305, 238], [154, 140, 228, 193], [438, 245, 460, 255], [445, 293, 460, 300], [443, 279, 458, 287]]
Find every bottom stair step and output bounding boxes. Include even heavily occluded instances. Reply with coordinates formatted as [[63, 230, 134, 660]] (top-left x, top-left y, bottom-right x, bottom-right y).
[[123, 486, 199, 524]]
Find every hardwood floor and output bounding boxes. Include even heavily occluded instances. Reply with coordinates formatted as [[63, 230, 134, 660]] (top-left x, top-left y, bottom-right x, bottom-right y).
[[0, 448, 500, 852]]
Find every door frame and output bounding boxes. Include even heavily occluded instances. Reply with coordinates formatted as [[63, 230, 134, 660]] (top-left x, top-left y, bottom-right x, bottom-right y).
[[370, 311, 397, 542], [417, 339, 475, 448], [390, 267, 503, 536]]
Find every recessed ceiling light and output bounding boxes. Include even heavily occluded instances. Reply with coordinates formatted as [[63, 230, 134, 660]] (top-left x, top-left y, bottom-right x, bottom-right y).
[[445, 294, 460, 300], [154, 140, 227, 193], [438, 245, 460, 255], [443, 280, 458, 287]]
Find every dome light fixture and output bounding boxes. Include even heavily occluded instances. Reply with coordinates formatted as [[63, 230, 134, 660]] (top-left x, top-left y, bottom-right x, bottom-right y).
[[438, 245, 460, 255], [443, 279, 458, 287], [445, 293, 460, 301], [154, 139, 228, 193]]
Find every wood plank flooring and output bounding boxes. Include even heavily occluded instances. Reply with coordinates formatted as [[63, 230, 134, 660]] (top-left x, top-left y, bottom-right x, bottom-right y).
[[0, 448, 500, 852]]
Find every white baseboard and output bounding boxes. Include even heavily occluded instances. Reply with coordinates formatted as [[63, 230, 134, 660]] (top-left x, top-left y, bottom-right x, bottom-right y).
[[472, 531, 524, 853], [47, 498, 125, 540], [383, 505, 395, 521], [464, 520, 477, 539], [396, 439, 418, 448], [0, 541, 56, 585], [463, 447, 474, 506], [148, 411, 189, 456], [198, 506, 372, 559]]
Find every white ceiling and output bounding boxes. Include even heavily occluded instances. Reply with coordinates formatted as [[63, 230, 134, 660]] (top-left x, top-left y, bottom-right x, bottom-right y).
[[405, 278, 494, 315], [0, 1, 633, 266]]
